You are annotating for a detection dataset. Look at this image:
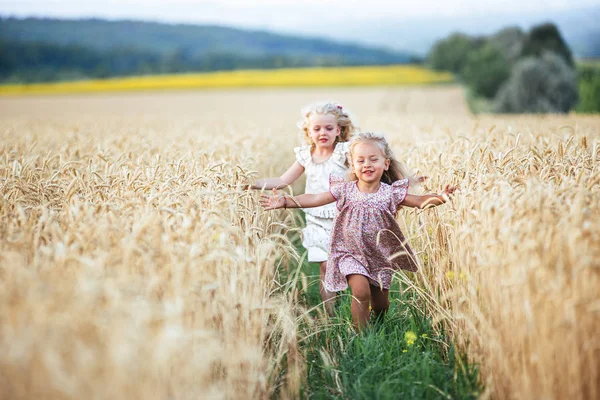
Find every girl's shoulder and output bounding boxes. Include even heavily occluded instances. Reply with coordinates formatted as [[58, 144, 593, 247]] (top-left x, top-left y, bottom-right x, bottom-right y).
[[334, 141, 350, 155], [329, 174, 347, 186], [391, 178, 409, 190], [383, 179, 409, 196], [329, 174, 353, 199], [293, 145, 312, 167], [295, 142, 349, 168], [332, 141, 350, 167]]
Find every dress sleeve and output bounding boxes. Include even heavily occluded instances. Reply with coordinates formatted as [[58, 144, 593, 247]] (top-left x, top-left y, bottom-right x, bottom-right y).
[[293, 146, 311, 167], [329, 174, 347, 210], [331, 142, 350, 168], [391, 179, 410, 214]]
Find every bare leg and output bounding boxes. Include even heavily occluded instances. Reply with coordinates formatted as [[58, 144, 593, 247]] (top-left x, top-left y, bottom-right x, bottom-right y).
[[319, 261, 336, 317], [347, 274, 372, 331], [370, 285, 390, 324]]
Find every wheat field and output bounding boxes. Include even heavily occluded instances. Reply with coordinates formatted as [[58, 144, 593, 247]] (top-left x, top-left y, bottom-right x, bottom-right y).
[[0, 86, 598, 399]]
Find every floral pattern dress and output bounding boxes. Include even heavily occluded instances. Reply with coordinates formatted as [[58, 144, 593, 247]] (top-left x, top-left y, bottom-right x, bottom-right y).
[[324, 175, 418, 292]]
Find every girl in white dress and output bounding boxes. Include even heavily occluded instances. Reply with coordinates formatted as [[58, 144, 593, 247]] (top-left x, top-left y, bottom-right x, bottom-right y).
[[250, 102, 356, 316]]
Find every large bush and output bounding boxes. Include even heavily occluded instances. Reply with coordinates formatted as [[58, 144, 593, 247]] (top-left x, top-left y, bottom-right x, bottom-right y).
[[494, 51, 578, 113], [427, 33, 482, 75], [462, 43, 511, 98], [488, 27, 526, 65], [520, 23, 574, 67]]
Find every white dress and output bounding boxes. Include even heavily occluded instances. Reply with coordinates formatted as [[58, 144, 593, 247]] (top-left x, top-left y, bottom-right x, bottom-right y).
[[294, 142, 350, 262]]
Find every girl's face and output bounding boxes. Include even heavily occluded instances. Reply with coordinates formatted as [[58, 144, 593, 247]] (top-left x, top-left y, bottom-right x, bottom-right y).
[[308, 113, 341, 149], [351, 141, 390, 184]]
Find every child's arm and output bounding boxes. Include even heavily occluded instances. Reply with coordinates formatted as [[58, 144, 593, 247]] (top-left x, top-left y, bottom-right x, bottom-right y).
[[249, 162, 304, 190], [260, 189, 335, 210], [401, 185, 457, 209]]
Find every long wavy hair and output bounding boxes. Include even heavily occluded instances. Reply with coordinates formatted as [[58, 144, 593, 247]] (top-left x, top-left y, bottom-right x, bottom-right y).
[[297, 102, 357, 149], [348, 132, 416, 185]]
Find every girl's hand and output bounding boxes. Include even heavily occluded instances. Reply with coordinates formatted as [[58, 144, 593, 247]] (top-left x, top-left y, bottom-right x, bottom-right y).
[[260, 189, 285, 210], [415, 175, 429, 183], [442, 184, 458, 200]]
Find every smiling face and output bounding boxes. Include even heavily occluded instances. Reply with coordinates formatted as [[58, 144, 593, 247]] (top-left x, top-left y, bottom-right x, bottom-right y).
[[308, 113, 341, 149], [351, 141, 390, 184]]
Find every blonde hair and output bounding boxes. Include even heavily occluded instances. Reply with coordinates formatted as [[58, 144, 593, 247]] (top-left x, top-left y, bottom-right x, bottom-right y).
[[297, 102, 357, 148], [349, 132, 416, 185]]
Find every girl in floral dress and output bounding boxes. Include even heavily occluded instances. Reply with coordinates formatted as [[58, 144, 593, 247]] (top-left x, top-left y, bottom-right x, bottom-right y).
[[260, 132, 456, 330]]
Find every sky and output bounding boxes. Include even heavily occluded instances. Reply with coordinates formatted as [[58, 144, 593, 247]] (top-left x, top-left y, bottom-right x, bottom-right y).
[[1, 0, 599, 53], [2, 0, 598, 29]]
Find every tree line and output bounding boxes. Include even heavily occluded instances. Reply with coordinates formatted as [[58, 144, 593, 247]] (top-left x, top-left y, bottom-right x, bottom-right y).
[[0, 39, 388, 83], [0, 18, 414, 84], [427, 23, 599, 113]]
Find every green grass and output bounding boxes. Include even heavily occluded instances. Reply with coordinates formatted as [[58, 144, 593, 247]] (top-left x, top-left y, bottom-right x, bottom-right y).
[[465, 89, 494, 115], [285, 227, 482, 399], [576, 63, 600, 113]]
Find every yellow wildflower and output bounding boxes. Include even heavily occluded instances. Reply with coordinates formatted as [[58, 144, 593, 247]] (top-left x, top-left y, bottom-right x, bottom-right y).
[[445, 271, 455, 280], [404, 331, 417, 346]]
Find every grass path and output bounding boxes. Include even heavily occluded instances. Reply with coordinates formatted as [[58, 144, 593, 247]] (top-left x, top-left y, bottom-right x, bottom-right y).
[[286, 226, 481, 399]]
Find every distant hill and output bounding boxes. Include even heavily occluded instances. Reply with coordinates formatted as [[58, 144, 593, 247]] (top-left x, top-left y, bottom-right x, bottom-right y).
[[0, 17, 416, 83], [0, 17, 416, 62]]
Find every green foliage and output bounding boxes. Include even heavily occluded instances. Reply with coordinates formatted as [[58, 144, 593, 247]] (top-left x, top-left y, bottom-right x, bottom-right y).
[[287, 234, 481, 399], [462, 43, 511, 98], [521, 23, 574, 67], [487, 27, 526, 65], [494, 51, 578, 113], [427, 33, 482, 75], [427, 22, 582, 113], [302, 295, 481, 399], [0, 17, 413, 83], [465, 89, 494, 114], [0, 38, 398, 83], [576, 64, 600, 112]]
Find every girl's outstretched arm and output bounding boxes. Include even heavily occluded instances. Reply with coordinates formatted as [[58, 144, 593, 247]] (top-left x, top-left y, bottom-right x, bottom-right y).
[[250, 162, 304, 190], [401, 184, 457, 209], [260, 190, 335, 211]]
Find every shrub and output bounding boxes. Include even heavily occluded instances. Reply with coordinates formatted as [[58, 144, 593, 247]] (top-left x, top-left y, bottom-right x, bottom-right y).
[[488, 27, 526, 65], [521, 23, 574, 67], [494, 51, 578, 113], [462, 43, 511, 98], [427, 33, 482, 75]]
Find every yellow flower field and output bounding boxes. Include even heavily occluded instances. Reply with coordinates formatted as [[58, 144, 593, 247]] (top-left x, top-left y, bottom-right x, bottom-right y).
[[0, 65, 453, 96]]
